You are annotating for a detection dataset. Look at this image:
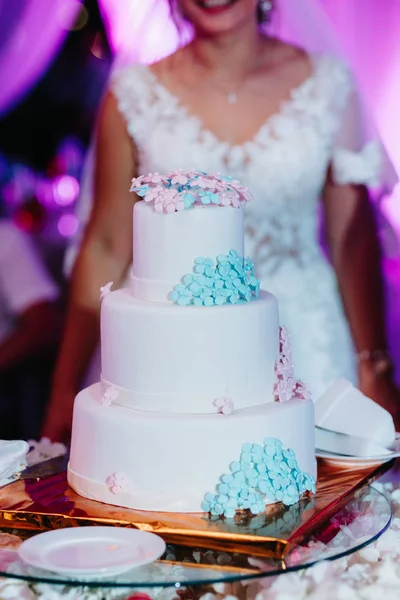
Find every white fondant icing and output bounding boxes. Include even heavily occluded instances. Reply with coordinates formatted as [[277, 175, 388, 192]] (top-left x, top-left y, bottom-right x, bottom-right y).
[[68, 384, 316, 513], [70, 174, 316, 515], [101, 289, 279, 413], [131, 202, 244, 302]]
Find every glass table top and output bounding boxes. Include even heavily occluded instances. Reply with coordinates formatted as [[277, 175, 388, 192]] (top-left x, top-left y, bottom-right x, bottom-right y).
[[0, 485, 391, 590]]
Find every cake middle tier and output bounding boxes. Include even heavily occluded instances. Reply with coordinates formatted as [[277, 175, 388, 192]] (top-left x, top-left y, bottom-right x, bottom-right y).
[[101, 289, 279, 414]]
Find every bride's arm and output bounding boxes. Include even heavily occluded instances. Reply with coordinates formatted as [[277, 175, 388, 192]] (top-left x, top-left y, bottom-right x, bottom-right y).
[[42, 91, 138, 442], [322, 173, 400, 425]]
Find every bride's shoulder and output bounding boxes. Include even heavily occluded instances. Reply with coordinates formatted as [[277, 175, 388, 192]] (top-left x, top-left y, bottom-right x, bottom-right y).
[[310, 52, 352, 79], [310, 53, 354, 96], [148, 51, 178, 76], [268, 38, 351, 80], [108, 58, 155, 99]]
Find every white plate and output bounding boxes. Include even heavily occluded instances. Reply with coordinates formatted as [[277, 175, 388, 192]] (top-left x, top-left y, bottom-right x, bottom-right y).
[[18, 526, 166, 578], [316, 433, 400, 468], [316, 449, 400, 468]]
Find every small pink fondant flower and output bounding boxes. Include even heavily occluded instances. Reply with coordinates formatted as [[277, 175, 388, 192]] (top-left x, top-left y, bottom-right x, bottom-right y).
[[222, 191, 241, 207], [219, 193, 231, 206], [190, 175, 213, 189], [214, 397, 234, 415], [279, 326, 292, 359], [240, 188, 253, 202], [293, 380, 312, 401], [100, 281, 113, 300], [130, 175, 144, 189], [280, 326, 290, 344], [274, 356, 294, 380], [143, 185, 163, 203], [142, 172, 163, 184], [171, 172, 189, 185], [106, 472, 127, 494], [101, 385, 118, 407], [274, 377, 295, 403], [154, 200, 164, 212], [164, 201, 176, 213]]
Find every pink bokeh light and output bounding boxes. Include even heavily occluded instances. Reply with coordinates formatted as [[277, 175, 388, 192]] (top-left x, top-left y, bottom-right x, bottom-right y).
[[53, 175, 80, 206], [57, 213, 79, 238]]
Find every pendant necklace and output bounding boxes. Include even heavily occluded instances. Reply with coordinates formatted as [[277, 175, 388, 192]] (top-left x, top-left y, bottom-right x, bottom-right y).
[[226, 90, 239, 104], [206, 53, 265, 105]]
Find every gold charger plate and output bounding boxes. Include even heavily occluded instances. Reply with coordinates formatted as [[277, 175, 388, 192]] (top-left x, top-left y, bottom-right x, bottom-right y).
[[0, 456, 393, 560]]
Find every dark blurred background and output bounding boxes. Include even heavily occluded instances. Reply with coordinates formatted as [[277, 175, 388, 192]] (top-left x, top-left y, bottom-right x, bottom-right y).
[[0, 0, 112, 287]]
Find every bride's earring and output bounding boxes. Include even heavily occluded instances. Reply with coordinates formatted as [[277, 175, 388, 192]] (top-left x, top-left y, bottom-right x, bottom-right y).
[[259, 0, 273, 23]]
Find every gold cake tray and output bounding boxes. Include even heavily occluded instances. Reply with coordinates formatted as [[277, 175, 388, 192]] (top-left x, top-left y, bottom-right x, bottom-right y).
[[0, 456, 394, 560]]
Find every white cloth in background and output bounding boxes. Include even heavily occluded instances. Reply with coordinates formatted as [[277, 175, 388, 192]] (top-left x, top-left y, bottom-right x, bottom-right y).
[[0, 221, 59, 344]]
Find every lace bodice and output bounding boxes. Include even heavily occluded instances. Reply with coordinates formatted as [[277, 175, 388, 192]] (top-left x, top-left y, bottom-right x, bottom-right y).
[[111, 54, 384, 279], [75, 53, 391, 399]]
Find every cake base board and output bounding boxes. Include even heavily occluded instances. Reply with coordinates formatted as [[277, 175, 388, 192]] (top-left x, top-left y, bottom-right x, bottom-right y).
[[0, 456, 393, 560]]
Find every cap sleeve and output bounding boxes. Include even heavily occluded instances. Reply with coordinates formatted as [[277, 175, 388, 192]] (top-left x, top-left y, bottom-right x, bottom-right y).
[[330, 62, 398, 192]]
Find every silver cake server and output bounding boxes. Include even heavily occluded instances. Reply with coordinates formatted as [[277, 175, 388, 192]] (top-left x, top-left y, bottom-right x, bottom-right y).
[[0, 454, 69, 488], [315, 426, 394, 458]]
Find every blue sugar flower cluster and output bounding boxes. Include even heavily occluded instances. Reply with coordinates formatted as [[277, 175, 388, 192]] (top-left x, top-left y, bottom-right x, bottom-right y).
[[169, 250, 261, 306], [202, 438, 316, 518]]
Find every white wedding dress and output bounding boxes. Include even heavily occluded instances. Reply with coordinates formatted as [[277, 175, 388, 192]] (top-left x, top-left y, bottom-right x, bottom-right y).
[[72, 53, 394, 400]]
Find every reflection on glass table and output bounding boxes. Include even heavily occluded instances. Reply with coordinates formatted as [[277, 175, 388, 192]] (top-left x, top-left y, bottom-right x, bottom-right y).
[[0, 486, 391, 591]]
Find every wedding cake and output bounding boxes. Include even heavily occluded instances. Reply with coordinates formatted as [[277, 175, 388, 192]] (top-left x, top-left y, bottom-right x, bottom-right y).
[[68, 171, 316, 516]]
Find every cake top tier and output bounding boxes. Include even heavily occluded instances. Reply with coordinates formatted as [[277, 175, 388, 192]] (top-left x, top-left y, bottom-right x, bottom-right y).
[[130, 170, 252, 213]]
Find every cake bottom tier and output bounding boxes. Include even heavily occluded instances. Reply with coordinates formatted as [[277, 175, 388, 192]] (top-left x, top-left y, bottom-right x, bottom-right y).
[[68, 384, 316, 513]]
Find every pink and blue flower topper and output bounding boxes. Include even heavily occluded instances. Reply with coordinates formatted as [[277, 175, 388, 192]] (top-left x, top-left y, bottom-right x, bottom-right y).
[[130, 170, 252, 213]]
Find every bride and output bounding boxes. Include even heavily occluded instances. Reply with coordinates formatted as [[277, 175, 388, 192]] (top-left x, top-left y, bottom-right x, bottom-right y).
[[43, 0, 399, 441]]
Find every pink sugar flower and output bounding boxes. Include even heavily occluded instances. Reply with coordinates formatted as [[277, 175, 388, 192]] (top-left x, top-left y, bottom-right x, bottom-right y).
[[100, 281, 113, 301], [219, 193, 231, 206], [214, 397, 234, 415], [240, 188, 253, 202], [190, 175, 213, 189], [221, 191, 240, 207], [154, 200, 164, 212], [130, 175, 144, 189], [171, 171, 189, 185], [279, 326, 292, 358], [164, 201, 176, 213], [164, 196, 185, 213], [100, 385, 118, 407], [142, 172, 163, 184], [293, 380, 312, 401], [230, 195, 241, 208], [162, 188, 178, 200], [274, 377, 295, 403], [106, 472, 127, 494], [143, 185, 163, 203], [280, 326, 290, 345], [274, 355, 294, 380]]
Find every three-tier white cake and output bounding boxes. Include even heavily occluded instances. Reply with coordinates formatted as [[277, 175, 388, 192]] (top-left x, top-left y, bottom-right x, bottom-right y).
[[68, 172, 316, 516]]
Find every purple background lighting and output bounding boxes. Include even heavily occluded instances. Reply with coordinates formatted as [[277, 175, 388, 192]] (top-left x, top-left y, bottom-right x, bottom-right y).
[[0, 0, 82, 117]]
